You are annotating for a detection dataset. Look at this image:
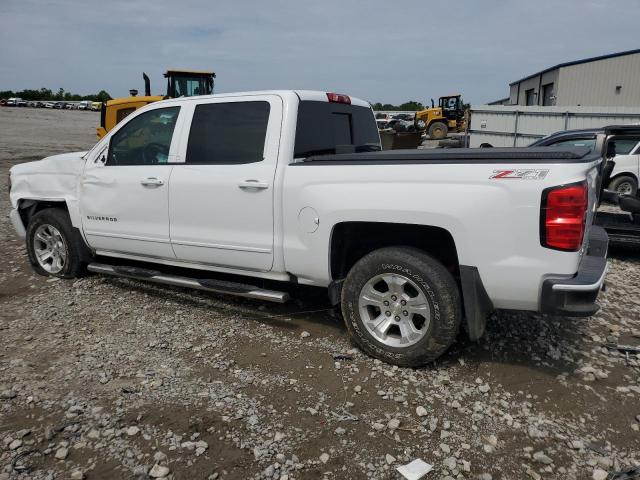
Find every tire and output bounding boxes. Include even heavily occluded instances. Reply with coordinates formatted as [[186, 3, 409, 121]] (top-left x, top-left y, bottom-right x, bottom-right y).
[[428, 121, 448, 140], [26, 208, 89, 279], [341, 247, 462, 367], [608, 175, 638, 196]]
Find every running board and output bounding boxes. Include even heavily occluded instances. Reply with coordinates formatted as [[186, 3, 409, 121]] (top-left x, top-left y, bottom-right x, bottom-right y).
[[87, 263, 289, 303]]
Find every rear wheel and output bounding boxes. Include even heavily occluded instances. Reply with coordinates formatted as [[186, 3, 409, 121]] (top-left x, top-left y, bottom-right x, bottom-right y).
[[341, 247, 462, 367], [428, 121, 448, 140], [26, 208, 88, 279], [608, 175, 638, 196]]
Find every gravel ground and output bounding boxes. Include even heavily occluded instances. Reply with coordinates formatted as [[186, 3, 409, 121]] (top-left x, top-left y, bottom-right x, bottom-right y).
[[1, 107, 639, 480]]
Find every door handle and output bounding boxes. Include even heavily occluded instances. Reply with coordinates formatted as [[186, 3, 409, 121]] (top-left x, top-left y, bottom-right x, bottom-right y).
[[238, 180, 269, 190], [140, 177, 164, 187]]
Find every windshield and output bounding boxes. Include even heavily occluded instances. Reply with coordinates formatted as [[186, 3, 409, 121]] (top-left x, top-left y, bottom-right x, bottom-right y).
[[168, 75, 214, 97]]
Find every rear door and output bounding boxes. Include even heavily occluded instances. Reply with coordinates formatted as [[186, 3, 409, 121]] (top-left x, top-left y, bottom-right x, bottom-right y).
[[168, 95, 282, 271]]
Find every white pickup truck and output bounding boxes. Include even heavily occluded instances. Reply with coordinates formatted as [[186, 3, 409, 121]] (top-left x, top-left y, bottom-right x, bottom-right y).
[[9, 90, 611, 366]]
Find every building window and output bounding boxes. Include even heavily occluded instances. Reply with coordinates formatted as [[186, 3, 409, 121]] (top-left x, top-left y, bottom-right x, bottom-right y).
[[542, 83, 554, 106], [525, 89, 536, 106]]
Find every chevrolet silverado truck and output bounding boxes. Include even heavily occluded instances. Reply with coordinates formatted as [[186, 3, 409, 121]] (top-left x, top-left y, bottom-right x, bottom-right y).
[[9, 90, 610, 366]]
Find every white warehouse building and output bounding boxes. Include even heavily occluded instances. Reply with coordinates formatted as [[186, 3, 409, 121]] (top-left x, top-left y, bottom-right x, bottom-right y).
[[493, 49, 640, 107]]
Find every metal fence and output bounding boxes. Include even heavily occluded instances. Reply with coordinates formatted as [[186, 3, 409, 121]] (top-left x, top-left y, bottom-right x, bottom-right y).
[[468, 105, 640, 147]]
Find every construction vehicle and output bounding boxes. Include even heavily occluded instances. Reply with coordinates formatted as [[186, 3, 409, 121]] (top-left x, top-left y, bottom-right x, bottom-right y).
[[97, 69, 215, 138], [414, 94, 466, 140]]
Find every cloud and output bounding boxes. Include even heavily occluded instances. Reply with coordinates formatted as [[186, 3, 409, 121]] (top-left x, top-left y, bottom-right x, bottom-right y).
[[0, 0, 638, 104]]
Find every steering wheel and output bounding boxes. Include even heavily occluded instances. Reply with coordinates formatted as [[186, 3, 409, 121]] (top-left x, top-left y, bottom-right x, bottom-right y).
[[142, 142, 169, 164]]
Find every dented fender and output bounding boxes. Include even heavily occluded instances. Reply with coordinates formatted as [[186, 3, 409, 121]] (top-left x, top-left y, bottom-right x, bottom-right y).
[[9, 151, 87, 228]]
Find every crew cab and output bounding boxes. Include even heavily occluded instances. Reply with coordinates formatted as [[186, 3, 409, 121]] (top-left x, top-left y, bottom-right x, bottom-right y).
[[9, 90, 610, 366]]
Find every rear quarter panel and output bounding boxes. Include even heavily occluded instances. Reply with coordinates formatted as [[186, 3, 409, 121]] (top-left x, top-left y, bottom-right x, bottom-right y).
[[282, 158, 601, 311]]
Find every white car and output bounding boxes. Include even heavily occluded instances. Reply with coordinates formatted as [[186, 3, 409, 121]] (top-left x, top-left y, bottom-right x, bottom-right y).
[[8, 90, 610, 366]]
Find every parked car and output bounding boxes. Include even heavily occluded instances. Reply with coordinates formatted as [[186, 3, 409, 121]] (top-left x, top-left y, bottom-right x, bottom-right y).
[[531, 128, 640, 195], [77, 100, 93, 110], [91, 102, 102, 111], [532, 125, 640, 247], [43, 102, 55, 109], [6, 97, 26, 107], [9, 90, 611, 367]]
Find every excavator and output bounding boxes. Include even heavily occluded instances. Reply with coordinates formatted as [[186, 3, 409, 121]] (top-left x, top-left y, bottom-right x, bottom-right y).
[[414, 94, 466, 140], [97, 69, 216, 138]]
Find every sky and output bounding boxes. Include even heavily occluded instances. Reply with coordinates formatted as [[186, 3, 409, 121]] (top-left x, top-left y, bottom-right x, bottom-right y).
[[1, 0, 639, 105]]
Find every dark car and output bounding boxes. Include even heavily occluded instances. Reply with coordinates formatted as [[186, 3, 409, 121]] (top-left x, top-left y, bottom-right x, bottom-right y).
[[533, 126, 640, 247], [531, 128, 640, 196]]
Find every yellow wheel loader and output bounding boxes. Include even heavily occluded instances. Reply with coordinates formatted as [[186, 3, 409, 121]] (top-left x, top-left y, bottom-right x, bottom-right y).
[[414, 94, 466, 140], [97, 69, 215, 139]]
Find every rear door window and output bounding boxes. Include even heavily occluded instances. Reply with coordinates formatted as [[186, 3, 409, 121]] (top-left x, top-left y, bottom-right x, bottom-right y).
[[186, 101, 270, 164], [294, 101, 380, 158], [612, 138, 640, 155]]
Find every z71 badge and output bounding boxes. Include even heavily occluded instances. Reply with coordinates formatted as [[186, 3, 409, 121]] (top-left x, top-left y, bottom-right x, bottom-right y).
[[490, 169, 549, 180]]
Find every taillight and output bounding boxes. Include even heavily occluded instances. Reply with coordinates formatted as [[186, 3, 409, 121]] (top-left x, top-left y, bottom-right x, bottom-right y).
[[541, 182, 588, 251], [326, 92, 351, 104]]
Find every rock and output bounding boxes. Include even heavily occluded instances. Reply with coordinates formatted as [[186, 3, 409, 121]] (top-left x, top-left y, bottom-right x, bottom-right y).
[[149, 464, 171, 478], [247, 415, 259, 426], [0, 390, 16, 400], [15, 429, 31, 438], [385, 454, 396, 465], [334, 427, 346, 435], [533, 451, 553, 465], [300, 331, 310, 338], [55, 447, 69, 459], [86, 429, 100, 440], [354, 385, 362, 393], [478, 474, 493, 480], [568, 440, 584, 450], [372, 422, 385, 431], [70, 470, 84, 480], [387, 418, 400, 430], [443, 457, 457, 470], [274, 432, 285, 442], [154, 451, 167, 462], [9, 439, 22, 450], [592, 469, 608, 480], [479, 384, 490, 393], [126, 426, 140, 436], [319, 453, 330, 464], [416, 406, 428, 417], [440, 443, 451, 454]]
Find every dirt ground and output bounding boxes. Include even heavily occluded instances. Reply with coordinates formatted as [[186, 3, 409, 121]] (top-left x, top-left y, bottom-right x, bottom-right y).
[[1, 107, 639, 480]]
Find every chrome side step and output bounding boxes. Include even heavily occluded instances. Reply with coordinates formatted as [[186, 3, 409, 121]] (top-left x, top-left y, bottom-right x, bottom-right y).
[[87, 263, 289, 303]]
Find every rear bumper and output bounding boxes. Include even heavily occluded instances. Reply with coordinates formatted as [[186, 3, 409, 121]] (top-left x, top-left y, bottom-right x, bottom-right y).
[[540, 226, 608, 317], [10, 208, 26, 238]]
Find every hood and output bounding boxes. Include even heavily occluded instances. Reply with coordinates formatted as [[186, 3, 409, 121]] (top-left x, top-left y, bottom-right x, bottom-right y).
[[9, 151, 87, 208], [10, 151, 87, 177]]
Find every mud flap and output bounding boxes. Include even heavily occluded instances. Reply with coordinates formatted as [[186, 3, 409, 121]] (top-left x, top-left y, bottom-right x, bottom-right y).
[[459, 266, 493, 341]]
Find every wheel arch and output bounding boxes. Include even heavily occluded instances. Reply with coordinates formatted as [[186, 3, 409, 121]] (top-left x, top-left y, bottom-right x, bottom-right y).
[[327, 221, 492, 340], [608, 171, 638, 186], [17, 198, 69, 228]]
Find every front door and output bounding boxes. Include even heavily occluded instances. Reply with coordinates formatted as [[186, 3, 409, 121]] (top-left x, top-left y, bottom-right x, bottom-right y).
[[169, 95, 282, 272], [80, 106, 183, 258]]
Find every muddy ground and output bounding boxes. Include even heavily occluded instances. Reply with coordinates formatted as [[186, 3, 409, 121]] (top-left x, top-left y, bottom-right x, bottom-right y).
[[0, 107, 639, 480]]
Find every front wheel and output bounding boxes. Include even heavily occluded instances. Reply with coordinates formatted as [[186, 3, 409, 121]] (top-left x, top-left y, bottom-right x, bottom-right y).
[[341, 247, 462, 367], [26, 208, 88, 279], [428, 121, 448, 140]]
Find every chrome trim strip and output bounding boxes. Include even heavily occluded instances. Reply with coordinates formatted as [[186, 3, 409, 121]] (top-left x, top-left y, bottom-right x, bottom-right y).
[[171, 239, 272, 253]]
